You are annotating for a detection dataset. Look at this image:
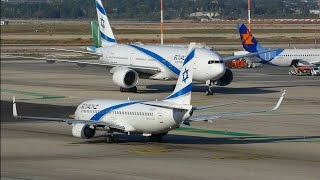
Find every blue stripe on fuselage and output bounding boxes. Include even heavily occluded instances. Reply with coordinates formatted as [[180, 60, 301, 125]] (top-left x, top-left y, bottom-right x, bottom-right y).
[[90, 101, 143, 121], [183, 49, 195, 66], [165, 83, 192, 100], [128, 44, 180, 75], [96, 1, 106, 15], [100, 31, 117, 43]]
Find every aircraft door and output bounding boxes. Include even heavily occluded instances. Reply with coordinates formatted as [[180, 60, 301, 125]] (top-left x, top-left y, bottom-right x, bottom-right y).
[[129, 52, 135, 65], [157, 110, 162, 121]]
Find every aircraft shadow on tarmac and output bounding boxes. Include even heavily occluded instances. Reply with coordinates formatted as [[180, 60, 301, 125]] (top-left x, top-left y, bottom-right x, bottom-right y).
[[144, 83, 320, 94], [73, 134, 320, 145], [144, 84, 279, 94]]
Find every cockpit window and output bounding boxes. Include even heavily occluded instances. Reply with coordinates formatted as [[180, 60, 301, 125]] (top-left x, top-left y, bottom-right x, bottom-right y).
[[208, 60, 223, 64]]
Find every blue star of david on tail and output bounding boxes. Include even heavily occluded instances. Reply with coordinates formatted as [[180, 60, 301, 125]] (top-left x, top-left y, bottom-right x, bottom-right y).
[[182, 68, 189, 83], [100, 18, 105, 29]]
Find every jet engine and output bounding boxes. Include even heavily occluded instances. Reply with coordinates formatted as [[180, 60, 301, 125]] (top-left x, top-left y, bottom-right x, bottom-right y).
[[72, 124, 95, 139], [112, 68, 139, 88], [216, 68, 233, 86]]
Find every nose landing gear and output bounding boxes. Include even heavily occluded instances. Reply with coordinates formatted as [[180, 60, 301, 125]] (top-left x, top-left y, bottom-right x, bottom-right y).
[[205, 80, 214, 95]]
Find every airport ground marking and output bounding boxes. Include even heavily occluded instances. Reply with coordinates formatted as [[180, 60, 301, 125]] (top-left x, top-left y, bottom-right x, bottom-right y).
[[128, 149, 174, 154], [1, 89, 65, 99], [211, 155, 268, 161]]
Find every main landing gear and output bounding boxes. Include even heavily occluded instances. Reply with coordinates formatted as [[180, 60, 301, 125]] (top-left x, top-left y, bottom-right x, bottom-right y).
[[120, 86, 137, 93], [205, 80, 214, 95], [105, 134, 119, 143]]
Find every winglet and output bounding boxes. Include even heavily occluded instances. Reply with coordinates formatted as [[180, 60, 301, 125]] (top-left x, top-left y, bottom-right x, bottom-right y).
[[13, 96, 18, 118], [272, 90, 286, 111]]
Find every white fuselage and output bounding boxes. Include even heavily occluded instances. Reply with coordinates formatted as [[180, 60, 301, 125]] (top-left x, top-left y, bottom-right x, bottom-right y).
[[95, 44, 226, 82], [269, 49, 320, 66], [74, 99, 192, 134]]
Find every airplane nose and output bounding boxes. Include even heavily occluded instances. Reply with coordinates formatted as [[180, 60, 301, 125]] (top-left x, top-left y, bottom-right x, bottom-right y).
[[214, 63, 226, 79]]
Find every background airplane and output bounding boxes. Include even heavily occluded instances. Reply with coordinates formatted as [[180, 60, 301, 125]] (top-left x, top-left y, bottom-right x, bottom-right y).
[[13, 43, 286, 143], [236, 23, 320, 67], [13, 0, 275, 95]]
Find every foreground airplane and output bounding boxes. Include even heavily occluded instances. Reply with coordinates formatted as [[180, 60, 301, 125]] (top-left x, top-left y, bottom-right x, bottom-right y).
[[236, 23, 320, 67], [13, 43, 286, 143], [10, 0, 275, 95]]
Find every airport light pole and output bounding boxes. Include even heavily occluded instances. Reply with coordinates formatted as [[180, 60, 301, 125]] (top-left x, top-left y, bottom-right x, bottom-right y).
[[160, 0, 164, 45], [248, 0, 251, 31]]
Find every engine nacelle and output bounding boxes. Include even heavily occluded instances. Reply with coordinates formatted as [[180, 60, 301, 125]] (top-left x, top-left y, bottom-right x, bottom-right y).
[[216, 68, 233, 86], [112, 67, 139, 88], [72, 124, 95, 139]]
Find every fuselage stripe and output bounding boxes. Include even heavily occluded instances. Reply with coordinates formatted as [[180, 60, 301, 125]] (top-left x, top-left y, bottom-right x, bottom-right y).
[[100, 31, 117, 43], [96, 1, 106, 15], [128, 44, 180, 75], [90, 101, 143, 121], [183, 49, 195, 65]]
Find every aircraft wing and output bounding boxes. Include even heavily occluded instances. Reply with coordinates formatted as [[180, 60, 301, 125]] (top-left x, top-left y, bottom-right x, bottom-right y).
[[12, 97, 125, 131], [222, 49, 281, 62], [4, 55, 161, 74], [188, 90, 286, 122]]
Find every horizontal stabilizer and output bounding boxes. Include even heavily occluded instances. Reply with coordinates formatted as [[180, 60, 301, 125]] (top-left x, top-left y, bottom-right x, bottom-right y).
[[188, 90, 286, 121], [50, 48, 102, 56], [222, 49, 281, 62], [12, 97, 125, 130], [141, 101, 191, 110], [193, 100, 248, 111]]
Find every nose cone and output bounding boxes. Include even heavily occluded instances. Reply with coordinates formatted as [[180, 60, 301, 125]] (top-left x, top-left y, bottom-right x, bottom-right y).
[[214, 63, 226, 80]]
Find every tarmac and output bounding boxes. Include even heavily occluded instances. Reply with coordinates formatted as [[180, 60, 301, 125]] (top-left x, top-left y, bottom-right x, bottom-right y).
[[1, 57, 320, 180]]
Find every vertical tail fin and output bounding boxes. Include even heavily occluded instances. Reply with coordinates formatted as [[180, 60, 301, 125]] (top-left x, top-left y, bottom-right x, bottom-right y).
[[86, 21, 101, 52], [237, 23, 283, 61], [164, 43, 196, 105], [237, 23, 265, 53], [91, 21, 101, 47], [95, 0, 117, 46]]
